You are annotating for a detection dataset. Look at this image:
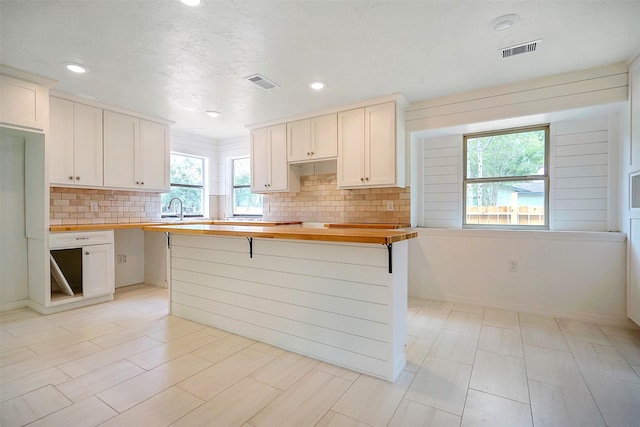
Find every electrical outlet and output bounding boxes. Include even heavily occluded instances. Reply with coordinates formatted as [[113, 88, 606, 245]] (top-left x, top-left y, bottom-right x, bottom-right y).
[[90, 202, 99, 212], [508, 260, 519, 273], [386, 201, 394, 211], [117, 254, 127, 264]]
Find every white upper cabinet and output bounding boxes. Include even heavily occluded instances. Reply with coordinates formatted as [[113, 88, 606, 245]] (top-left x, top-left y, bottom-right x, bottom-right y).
[[249, 94, 405, 191], [287, 113, 338, 163], [103, 111, 169, 192], [0, 74, 51, 132], [103, 111, 138, 189], [338, 101, 402, 189], [251, 124, 299, 193], [139, 119, 170, 191], [49, 97, 103, 187], [337, 108, 366, 187]]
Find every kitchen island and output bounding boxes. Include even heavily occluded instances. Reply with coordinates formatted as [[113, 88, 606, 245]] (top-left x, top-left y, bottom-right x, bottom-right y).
[[143, 224, 417, 382]]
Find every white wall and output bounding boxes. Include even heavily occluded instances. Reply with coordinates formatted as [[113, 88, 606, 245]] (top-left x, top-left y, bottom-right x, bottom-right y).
[[409, 229, 627, 325], [0, 130, 29, 308]]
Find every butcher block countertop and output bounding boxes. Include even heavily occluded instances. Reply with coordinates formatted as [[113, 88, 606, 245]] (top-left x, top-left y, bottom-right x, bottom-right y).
[[143, 224, 417, 245], [324, 223, 411, 229], [49, 220, 302, 232]]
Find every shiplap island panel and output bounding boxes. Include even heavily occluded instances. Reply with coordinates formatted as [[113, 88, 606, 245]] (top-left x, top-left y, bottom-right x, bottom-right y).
[[143, 224, 416, 382]]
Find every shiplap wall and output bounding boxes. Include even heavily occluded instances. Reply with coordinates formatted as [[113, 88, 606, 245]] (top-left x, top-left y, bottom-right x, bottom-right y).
[[421, 135, 461, 228], [406, 62, 627, 132], [552, 117, 610, 231], [169, 234, 408, 381], [419, 116, 615, 231]]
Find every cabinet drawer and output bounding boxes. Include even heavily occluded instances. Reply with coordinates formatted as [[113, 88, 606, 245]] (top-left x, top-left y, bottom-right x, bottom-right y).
[[50, 230, 114, 249]]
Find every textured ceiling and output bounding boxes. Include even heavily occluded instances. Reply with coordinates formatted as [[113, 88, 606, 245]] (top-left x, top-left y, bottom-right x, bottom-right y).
[[1, 1, 639, 142]]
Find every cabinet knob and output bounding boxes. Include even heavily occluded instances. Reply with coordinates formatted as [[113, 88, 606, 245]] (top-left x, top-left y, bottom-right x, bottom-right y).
[[307, 152, 310, 155], [310, 152, 314, 155], [141, 182, 144, 185], [85, 251, 90, 255], [365, 177, 369, 181], [360, 178, 365, 182], [136, 181, 140, 184], [76, 176, 80, 180], [69, 176, 74, 180]]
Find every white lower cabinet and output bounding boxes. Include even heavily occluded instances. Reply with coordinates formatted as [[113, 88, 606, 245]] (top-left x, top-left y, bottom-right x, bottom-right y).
[[47, 231, 115, 311], [82, 243, 115, 298]]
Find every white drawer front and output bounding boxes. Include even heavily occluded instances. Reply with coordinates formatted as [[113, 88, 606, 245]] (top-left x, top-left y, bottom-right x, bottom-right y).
[[49, 230, 114, 248]]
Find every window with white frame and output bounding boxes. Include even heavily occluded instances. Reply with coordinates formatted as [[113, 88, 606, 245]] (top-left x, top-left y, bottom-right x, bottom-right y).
[[232, 157, 262, 216], [463, 125, 549, 228], [161, 153, 205, 217]]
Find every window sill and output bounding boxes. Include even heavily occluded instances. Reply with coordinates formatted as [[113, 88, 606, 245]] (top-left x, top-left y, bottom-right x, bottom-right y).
[[416, 227, 626, 242]]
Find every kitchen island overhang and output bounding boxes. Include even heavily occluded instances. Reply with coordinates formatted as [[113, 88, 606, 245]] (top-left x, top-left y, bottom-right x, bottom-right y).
[[144, 224, 417, 382]]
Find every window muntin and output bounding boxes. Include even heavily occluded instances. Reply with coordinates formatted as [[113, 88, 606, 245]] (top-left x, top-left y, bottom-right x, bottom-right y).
[[232, 157, 262, 216], [463, 126, 549, 228], [161, 153, 205, 217]]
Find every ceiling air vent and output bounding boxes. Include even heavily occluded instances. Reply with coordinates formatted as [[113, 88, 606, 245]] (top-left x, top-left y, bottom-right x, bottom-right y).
[[245, 74, 279, 90], [499, 39, 541, 58]]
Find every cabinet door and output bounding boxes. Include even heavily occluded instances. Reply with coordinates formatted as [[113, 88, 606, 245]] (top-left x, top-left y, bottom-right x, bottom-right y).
[[251, 127, 270, 192], [268, 124, 288, 191], [82, 243, 115, 298], [365, 102, 396, 186], [73, 103, 103, 186], [287, 119, 311, 163], [0, 75, 47, 131], [310, 113, 338, 160], [49, 97, 75, 185], [139, 120, 169, 191], [103, 111, 138, 189], [337, 108, 366, 187]]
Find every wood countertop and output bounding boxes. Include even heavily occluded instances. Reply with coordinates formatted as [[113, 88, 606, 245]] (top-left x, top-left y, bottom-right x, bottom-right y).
[[142, 224, 417, 245], [324, 223, 411, 229], [49, 220, 302, 232], [213, 220, 302, 226]]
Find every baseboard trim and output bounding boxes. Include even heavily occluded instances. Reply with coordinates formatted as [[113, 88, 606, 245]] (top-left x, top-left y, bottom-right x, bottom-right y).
[[411, 292, 636, 328], [27, 294, 114, 315], [1, 299, 29, 312]]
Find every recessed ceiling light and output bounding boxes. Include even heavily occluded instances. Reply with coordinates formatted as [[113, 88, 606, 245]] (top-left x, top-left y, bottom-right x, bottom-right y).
[[180, 0, 201, 6], [205, 110, 220, 118], [65, 63, 88, 74], [308, 81, 326, 90], [489, 14, 520, 31]]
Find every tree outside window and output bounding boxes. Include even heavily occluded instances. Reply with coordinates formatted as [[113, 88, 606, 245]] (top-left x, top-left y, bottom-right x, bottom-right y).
[[161, 153, 205, 217], [232, 157, 262, 216], [464, 126, 548, 227]]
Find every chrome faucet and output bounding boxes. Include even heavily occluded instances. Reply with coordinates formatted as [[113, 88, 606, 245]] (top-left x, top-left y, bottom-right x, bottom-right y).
[[167, 197, 183, 220]]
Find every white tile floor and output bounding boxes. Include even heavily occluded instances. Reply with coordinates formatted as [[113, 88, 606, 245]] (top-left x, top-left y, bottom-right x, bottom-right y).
[[1, 284, 640, 426]]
